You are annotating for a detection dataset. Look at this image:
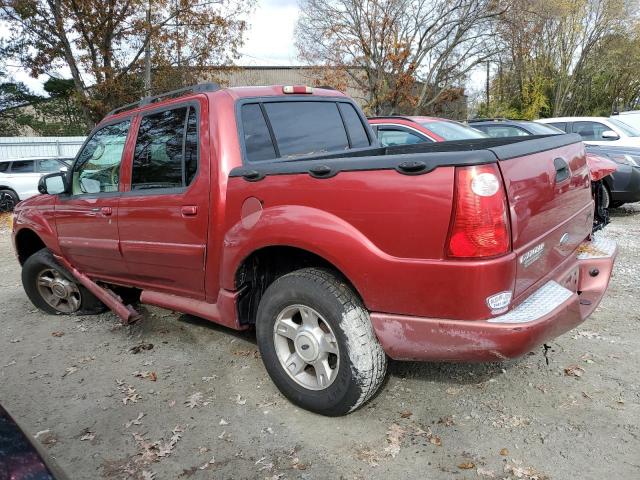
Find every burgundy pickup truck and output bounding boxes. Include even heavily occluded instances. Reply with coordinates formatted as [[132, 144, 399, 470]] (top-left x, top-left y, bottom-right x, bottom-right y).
[[12, 84, 617, 415]]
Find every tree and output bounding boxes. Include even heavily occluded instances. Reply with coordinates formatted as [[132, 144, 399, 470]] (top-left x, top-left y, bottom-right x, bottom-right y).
[[0, 0, 253, 127], [296, 0, 503, 115], [482, 0, 637, 118]]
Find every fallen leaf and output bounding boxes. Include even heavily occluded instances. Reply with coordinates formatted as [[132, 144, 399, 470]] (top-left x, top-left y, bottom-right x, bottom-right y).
[[564, 364, 584, 378], [80, 432, 95, 441], [400, 410, 412, 418], [51, 331, 64, 337], [125, 412, 145, 428], [458, 461, 475, 469], [500, 448, 509, 456], [185, 392, 204, 408], [62, 366, 78, 377], [477, 466, 496, 478], [384, 423, 405, 458], [199, 456, 215, 470], [130, 343, 154, 354]]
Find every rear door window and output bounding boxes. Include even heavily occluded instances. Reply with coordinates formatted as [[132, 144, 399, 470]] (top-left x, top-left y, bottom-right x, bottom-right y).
[[10, 160, 35, 173], [0, 162, 8, 173], [132, 106, 199, 190], [241, 104, 277, 162]]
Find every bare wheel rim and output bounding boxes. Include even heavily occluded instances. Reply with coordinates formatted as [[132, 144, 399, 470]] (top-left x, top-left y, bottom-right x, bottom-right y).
[[273, 304, 340, 391], [36, 268, 81, 313]]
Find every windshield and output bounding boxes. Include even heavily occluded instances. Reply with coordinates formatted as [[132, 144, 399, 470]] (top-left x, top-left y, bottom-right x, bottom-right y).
[[420, 120, 488, 140], [609, 118, 640, 137], [611, 115, 640, 135]]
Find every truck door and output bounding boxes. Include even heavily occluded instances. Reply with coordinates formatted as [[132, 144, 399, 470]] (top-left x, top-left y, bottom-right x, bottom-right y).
[[117, 100, 210, 299], [55, 119, 132, 277]]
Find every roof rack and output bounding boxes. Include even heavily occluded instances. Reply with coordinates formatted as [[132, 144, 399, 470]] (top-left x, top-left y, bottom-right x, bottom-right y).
[[107, 83, 220, 117]]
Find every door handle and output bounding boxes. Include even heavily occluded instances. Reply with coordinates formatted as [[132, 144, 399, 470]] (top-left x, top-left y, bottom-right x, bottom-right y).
[[181, 205, 198, 216], [92, 206, 112, 216]]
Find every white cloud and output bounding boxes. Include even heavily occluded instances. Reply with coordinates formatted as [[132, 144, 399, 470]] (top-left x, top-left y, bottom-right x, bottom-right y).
[[238, 0, 300, 65]]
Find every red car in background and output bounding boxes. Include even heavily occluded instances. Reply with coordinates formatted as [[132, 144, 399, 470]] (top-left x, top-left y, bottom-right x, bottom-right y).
[[369, 116, 617, 231], [369, 115, 488, 144]]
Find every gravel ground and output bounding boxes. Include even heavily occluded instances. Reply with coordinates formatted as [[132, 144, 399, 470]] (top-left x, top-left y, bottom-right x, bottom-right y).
[[0, 206, 639, 480]]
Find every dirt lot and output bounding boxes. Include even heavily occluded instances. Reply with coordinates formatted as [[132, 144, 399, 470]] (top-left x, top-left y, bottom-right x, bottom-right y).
[[0, 208, 639, 480]]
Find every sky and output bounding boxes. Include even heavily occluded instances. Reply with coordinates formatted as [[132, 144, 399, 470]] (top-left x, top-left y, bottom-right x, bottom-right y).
[[2, 0, 485, 96]]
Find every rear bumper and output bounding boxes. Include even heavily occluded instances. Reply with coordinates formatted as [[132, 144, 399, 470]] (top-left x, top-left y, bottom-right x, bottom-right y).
[[371, 236, 617, 362]]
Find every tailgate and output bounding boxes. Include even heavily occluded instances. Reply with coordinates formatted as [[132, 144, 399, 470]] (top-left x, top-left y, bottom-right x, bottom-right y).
[[491, 134, 593, 298]]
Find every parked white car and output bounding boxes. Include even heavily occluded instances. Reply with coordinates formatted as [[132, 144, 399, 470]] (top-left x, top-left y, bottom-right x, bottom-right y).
[[0, 157, 72, 211], [536, 116, 640, 147], [614, 111, 640, 132]]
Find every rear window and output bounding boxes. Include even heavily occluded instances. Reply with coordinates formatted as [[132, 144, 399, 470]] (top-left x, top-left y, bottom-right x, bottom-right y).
[[547, 122, 567, 132], [420, 121, 487, 140], [0, 162, 8, 173], [241, 100, 369, 162]]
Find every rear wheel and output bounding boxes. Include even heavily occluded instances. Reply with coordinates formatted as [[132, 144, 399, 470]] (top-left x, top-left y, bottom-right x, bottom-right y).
[[0, 189, 19, 212], [22, 249, 105, 315], [256, 268, 387, 416]]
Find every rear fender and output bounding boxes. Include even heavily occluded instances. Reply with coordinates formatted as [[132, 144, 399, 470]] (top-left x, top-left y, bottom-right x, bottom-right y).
[[221, 205, 385, 302]]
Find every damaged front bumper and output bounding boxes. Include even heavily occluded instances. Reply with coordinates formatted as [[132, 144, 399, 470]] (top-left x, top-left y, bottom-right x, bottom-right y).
[[370, 236, 618, 362]]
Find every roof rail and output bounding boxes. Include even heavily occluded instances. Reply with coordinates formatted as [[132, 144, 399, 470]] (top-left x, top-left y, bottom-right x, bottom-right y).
[[367, 115, 416, 122], [467, 117, 530, 123], [107, 83, 220, 117]]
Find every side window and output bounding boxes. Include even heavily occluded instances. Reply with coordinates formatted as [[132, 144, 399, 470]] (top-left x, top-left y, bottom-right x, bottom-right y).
[[0, 162, 9, 173], [37, 158, 63, 173], [377, 128, 427, 147], [338, 103, 370, 148], [132, 106, 199, 190], [263, 101, 349, 158], [572, 121, 611, 141], [10, 160, 35, 173], [241, 104, 276, 161], [72, 120, 130, 195]]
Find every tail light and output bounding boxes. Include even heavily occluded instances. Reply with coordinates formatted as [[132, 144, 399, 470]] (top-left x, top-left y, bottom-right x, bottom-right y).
[[446, 164, 510, 258]]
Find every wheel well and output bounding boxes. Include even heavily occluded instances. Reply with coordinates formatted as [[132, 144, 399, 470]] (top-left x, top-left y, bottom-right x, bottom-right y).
[[234, 246, 357, 326], [15, 229, 46, 265]]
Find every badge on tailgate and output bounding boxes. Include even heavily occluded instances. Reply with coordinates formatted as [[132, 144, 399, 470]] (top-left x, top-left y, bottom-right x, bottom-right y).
[[520, 243, 545, 268]]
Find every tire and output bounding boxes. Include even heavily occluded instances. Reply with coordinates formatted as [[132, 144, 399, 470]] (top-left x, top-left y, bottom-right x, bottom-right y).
[[21, 248, 106, 315], [256, 268, 387, 416], [600, 184, 611, 210], [0, 189, 19, 212]]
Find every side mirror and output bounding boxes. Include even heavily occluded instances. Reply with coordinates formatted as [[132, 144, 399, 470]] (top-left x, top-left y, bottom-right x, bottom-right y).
[[601, 130, 619, 140], [38, 172, 67, 195]]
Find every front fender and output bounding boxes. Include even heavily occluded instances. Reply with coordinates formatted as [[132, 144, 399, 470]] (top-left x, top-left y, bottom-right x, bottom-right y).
[[12, 195, 61, 260]]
